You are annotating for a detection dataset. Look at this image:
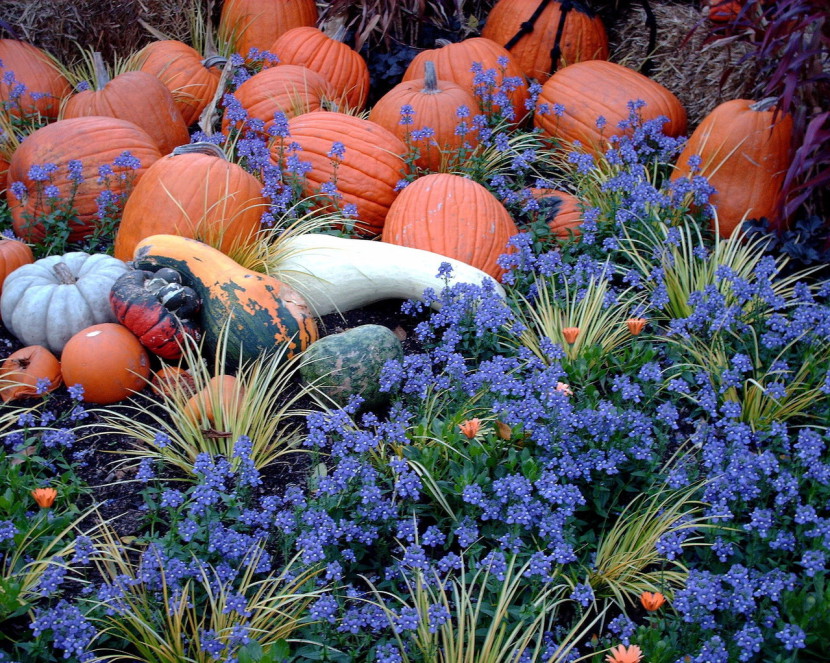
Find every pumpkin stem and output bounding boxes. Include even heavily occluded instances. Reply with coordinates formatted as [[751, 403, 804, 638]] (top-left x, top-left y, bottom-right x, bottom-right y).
[[91, 51, 111, 89], [52, 262, 76, 284], [15, 356, 30, 370], [172, 142, 228, 159], [202, 55, 228, 70], [422, 61, 440, 94], [750, 97, 779, 112]]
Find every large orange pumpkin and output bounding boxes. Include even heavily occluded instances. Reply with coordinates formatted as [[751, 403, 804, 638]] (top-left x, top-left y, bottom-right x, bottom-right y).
[[481, 0, 610, 82], [7, 117, 162, 244], [63, 53, 190, 156], [114, 143, 266, 261], [133, 40, 223, 126], [671, 98, 793, 238], [219, 0, 318, 57], [273, 111, 407, 236], [271, 26, 370, 110], [534, 60, 687, 153], [0, 238, 34, 295], [60, 323, 151, 404], [403, 38, 530, 124], [0, 345, 62, 402], [221, 64, 336, 136], [529, 188, 583, 239], [382, 173, 519, 281], [0, 39, 71, 120], [369, 61, 481, 173]]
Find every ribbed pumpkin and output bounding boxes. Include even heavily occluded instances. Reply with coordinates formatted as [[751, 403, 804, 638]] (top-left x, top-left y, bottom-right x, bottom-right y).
[[0, 238, 34, 295], [63, 53, 190, 156], [382, 173, 519, 281], [61, 323, 151, 404], [221, 64, 336, 135], [133, 40, 223, 126], [529, 188, 583, 239], [534, 60, 687, 153], [271, 26, 370, 110], [671, 98, 793, 238], [0, 345, 62, 402], [219, 0, 318, 57], [403, 38, 530, 124], [481, 0, 610, 82], [133, 235, 318, 370], [114, 143, 265, 261], [369, 61, 481, 173], [7, 117, 162, 244], [184, 375, 245, 427], [0, 39, 71, 119], [273, 111, 407, 236]]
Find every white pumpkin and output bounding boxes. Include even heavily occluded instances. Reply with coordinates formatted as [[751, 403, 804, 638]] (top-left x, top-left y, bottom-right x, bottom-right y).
[[1, 252, 128, 354]]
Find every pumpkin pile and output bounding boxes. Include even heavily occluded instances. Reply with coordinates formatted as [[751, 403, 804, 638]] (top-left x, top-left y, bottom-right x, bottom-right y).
[[0, 0, 801, 405]]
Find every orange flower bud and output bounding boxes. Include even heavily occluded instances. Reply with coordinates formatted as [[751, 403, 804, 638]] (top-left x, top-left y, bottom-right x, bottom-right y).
[[458, 418, 481, 439], [640, 590, 666, 611], [562, 327, 580, 344], [31, 487, 57, 508], [627, 318, 647, 336], [605, 644, 643, 663]]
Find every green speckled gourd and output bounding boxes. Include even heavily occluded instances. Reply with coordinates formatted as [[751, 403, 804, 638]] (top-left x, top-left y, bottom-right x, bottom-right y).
[[300, 324, 403, 409]]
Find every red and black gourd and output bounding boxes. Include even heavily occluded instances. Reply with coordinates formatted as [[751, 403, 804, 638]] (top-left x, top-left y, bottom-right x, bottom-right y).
[[109, 267, 202, 360]]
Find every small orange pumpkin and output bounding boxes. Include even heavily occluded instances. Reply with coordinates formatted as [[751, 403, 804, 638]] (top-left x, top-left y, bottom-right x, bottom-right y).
[[133, 40, 224, 127], [271, 26, 370, 110], [0, 39, 71, 120], [382, 173, 519, 281], [219, 0, 318, 57], [671, 98, 793, 237], [221, 64, 336, 136], [529, 188, 583, 239], [0, 345, 62, 402], [369, 61, 481, 173], [60, 323, 151, 404], [403, 38, 530, 124], [0, 238, 35, 295], [534, 60, 687, 154], [151, 366, 197, 399], [63, 53, 190, 156], [481, 0, 610, 82], [184, 375, 245, 427], [273, 111, 408, 236]]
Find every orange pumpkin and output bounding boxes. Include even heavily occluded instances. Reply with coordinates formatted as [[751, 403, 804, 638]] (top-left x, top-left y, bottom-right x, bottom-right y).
[[63, 53, 190, 156], [219, 0, 318, 57], [704, 0, 745, 22], [671, 98, 793, 238], [529, 188, 583, 239], [273, 111, 407, 236], [534, 60, 687, 153], [0, 39, 71, 120], [60, 323, 151, 404], [0, 238, 34, 295], [7, 117, 162, 244], [481, 0, 610, 82], [183, 375, 245, 427], [369, 61, 481, 173], [403, 38, 530, 124], [382, 173, 519, 281], [0, 345, 62, 402], [133, 40, 223, 126], [221, 64, 336, 136], [151, 366, 197, 399], [114, 143, 266, 261], [271, 26, 370, 110]]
